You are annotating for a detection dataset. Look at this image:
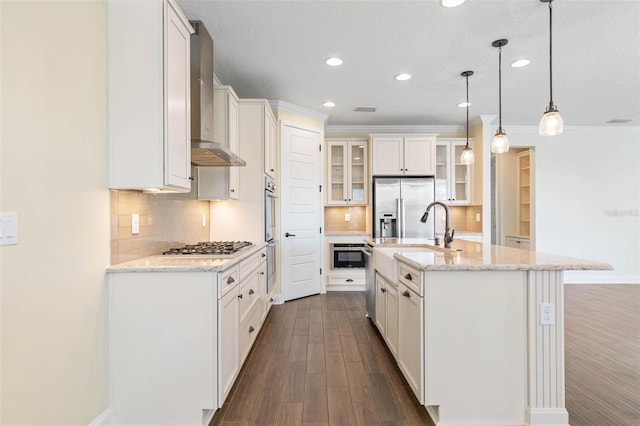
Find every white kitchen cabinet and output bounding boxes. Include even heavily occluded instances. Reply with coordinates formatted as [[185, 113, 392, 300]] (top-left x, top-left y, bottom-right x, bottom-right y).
[[398, 280, 424, 404], [375, 273, 388, 336], [506, 235, 531, 250], [385, 281, 399, 360], [264, 108, 277, 179], [108, 0, 194, 192], [218, 281, 239, 406], [326, 139, 368, 205], [436, 138, 473, 205], [197, 86, 240, 200], [370, 134, 437, 176], [517, 150, 534, 238]]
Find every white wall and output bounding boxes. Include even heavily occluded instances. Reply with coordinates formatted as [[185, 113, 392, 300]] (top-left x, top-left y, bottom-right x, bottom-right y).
[[506, 127, 640, 283], [1, 1, 110, 424]]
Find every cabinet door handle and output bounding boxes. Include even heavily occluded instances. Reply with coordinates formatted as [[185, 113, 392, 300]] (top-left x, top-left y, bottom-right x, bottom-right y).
[[404, 273, 413, 281], [260, 271, 265, 275], [380, 287, 387, 293], [285, 232, 296, 237], [402, 290, 411, 298], [346, 278, 353, 282], [227, 276, 235, 284], [238, 293, 243, 299], [249, 289, 255, 295], [249, 326, 255, 333], [270, 298, 274, 302], [270, 168, 274, 172], [262, 253, 266, 258], [230, 189, 235, 192], [188, 176, 194, 181]]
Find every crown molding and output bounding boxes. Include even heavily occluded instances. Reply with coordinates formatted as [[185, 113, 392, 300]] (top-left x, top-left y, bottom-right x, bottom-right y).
[[325, 124, 465, 134], [269, 100, 330, 122]]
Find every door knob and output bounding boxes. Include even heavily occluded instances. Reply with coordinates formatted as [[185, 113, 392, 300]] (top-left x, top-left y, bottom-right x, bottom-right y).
[[285, 232, 296, 237]]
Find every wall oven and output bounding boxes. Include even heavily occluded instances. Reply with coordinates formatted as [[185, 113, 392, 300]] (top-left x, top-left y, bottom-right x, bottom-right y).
[[330, 243, 366, 269], [265, 177, 277, 293]]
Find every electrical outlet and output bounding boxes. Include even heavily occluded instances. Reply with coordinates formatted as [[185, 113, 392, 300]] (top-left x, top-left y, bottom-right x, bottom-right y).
[[201, 213, 207, 227], [541, 303, 555, 325], [131, 213, 140, 235], [475, 213, 481, 222], [0, 212, 18, 246], [345, 213, 351, 222]]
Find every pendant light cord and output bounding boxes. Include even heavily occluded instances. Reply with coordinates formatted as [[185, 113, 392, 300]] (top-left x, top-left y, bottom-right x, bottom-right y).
[[498, 45, 503, 131], [466, 74, 470, 148], [548, 0, 554, 107]]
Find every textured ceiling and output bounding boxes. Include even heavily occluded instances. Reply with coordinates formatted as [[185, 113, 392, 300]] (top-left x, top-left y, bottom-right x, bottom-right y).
[[177, 0, 640, 128]]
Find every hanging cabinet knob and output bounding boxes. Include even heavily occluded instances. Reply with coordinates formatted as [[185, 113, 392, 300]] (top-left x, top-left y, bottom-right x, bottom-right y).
[[402, 290, 411, 298]]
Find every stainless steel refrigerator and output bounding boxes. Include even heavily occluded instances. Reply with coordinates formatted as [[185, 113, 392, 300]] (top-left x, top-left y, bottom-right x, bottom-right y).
[[372, 177, 435, 239]]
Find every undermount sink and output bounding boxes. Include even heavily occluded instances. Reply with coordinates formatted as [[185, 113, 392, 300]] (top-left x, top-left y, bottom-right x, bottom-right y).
[[373, 246, 434, 283]]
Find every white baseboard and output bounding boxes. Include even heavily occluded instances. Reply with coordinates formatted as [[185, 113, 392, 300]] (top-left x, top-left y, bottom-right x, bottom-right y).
[[525, 407, 569, 425], [564, 273, 639, 284], [88, 407, 113, 426], [271, 293, 284, 304]]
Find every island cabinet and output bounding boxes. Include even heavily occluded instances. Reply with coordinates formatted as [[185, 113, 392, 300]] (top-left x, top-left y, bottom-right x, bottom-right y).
[[370, 134, 437, 176], [108, 0, 194, 192], [397, 264, 424, 403], [374, 272, 399, 360], [109, 245, 269, 426]]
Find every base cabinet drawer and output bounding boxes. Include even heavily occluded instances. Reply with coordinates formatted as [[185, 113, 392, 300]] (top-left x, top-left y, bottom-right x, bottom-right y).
[[328, 276, 365, 286], [239, 301, 260, 363]]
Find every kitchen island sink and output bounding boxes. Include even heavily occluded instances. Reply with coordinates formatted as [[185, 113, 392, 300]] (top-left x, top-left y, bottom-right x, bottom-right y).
[[366, 237, 612, 426]]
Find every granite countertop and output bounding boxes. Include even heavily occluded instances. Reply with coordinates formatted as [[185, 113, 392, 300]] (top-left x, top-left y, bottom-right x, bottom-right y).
[[365, 238, 613, 272], [107, 241, 267, 273], [324, 231, 371, 236]]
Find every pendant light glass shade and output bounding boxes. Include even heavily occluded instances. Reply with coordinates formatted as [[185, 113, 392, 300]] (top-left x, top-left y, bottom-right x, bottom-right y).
[[460, 70, 474, 165], [491, 39, 509, 154], [491, 130, 509, 154], [539, 0, 563, 136]]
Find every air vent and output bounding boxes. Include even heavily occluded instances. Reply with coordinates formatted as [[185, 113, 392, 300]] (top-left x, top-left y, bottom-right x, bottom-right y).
[[354, 107, 377, 112], [606, 119, 632, 124]]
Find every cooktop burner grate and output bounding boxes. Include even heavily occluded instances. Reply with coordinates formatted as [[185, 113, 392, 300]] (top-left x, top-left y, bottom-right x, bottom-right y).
[[161, 241, 253, 257]]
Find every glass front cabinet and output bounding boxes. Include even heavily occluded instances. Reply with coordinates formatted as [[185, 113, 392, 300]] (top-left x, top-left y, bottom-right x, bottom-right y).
[[326, 139, 368, 206], [435, 139, 473, 205]]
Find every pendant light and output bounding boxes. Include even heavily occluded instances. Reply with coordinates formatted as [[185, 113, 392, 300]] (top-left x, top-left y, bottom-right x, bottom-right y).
[[539, 0, 564, 136], [491, 39, 509, 154], [460, 71, 474, 165]]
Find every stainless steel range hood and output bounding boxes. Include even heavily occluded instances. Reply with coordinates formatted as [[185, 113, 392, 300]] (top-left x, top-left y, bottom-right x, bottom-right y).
[[189, 21, 245, 167]]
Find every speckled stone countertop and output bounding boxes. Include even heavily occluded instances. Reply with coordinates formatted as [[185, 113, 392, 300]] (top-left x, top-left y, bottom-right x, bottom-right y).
[[365, 238, 613, 271], [106, 241, 267, 273]]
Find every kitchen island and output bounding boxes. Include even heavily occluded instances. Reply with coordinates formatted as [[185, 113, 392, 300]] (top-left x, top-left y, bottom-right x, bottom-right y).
[[365, 237, 611, 426]]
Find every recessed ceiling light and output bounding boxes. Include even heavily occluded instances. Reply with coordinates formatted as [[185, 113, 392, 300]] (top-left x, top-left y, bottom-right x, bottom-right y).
[[441, 0, 466, 7], [511, 59, 531, 68], [323, 101, 336, 108], [325, 57, 343, 66], [395, 73, 412, 81], [457, 102, 470, 108]]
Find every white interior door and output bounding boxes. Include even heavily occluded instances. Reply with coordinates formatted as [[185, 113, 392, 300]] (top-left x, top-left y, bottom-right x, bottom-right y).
[[280, 123, 322, 301]]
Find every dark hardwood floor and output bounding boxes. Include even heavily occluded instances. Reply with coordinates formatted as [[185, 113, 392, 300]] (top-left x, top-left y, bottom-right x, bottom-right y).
[[211, 286, 640, 426]]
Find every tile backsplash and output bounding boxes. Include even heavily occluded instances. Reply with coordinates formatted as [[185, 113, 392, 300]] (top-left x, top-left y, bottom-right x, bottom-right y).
[[324, 206, 369, 234], [110, 190, 210, 264], [435, 205, 482, 234]]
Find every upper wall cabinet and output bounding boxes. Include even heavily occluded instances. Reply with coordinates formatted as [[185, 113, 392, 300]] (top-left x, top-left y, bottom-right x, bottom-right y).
[[326, 139, 368, 206], [108, 0, 194, 192], [436, 138, 473, 206], [370, 134, 437, 176], [264, 108, 277, 179]]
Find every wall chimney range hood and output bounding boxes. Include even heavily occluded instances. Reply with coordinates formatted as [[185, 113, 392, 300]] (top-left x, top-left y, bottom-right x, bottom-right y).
[[189, 21, 245, 167]]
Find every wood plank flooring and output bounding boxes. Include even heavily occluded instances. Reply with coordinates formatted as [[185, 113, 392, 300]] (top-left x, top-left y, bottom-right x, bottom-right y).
[[211, 292, 433, 426], [211, 286, 640, 426]]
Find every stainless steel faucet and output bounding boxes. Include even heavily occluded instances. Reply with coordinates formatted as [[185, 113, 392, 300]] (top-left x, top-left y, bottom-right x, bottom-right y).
[[420, 201, 455, 248]]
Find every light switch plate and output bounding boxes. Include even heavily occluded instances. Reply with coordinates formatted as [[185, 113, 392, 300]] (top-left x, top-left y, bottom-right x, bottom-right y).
[[345, 213, 351, 222], [131, 213, 140, 235], [0, 212, 18, 246], [475, 213, 481, 222]]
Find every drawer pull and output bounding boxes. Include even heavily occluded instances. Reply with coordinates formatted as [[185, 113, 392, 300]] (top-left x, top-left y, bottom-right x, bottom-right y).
[[402, 290, 411, 298], [380, 287, 387, 293], [346, 278, 353, 282], [238, 294, 243, 299], [249, 289, 255, 295], [404, 273, 412, 281], [260, 271, 265, 275], [262, 253, 266, 257], [270, 298, 274, 302], [249, 326, 255, 333], [226, 276, 235, 284]]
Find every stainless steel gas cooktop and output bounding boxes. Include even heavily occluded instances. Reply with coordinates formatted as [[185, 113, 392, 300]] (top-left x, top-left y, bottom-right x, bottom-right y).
[[161, 241, 253, 258]]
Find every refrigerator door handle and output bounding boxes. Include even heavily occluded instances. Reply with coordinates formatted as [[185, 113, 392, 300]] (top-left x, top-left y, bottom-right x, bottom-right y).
[[400, 198, 405, 238]]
